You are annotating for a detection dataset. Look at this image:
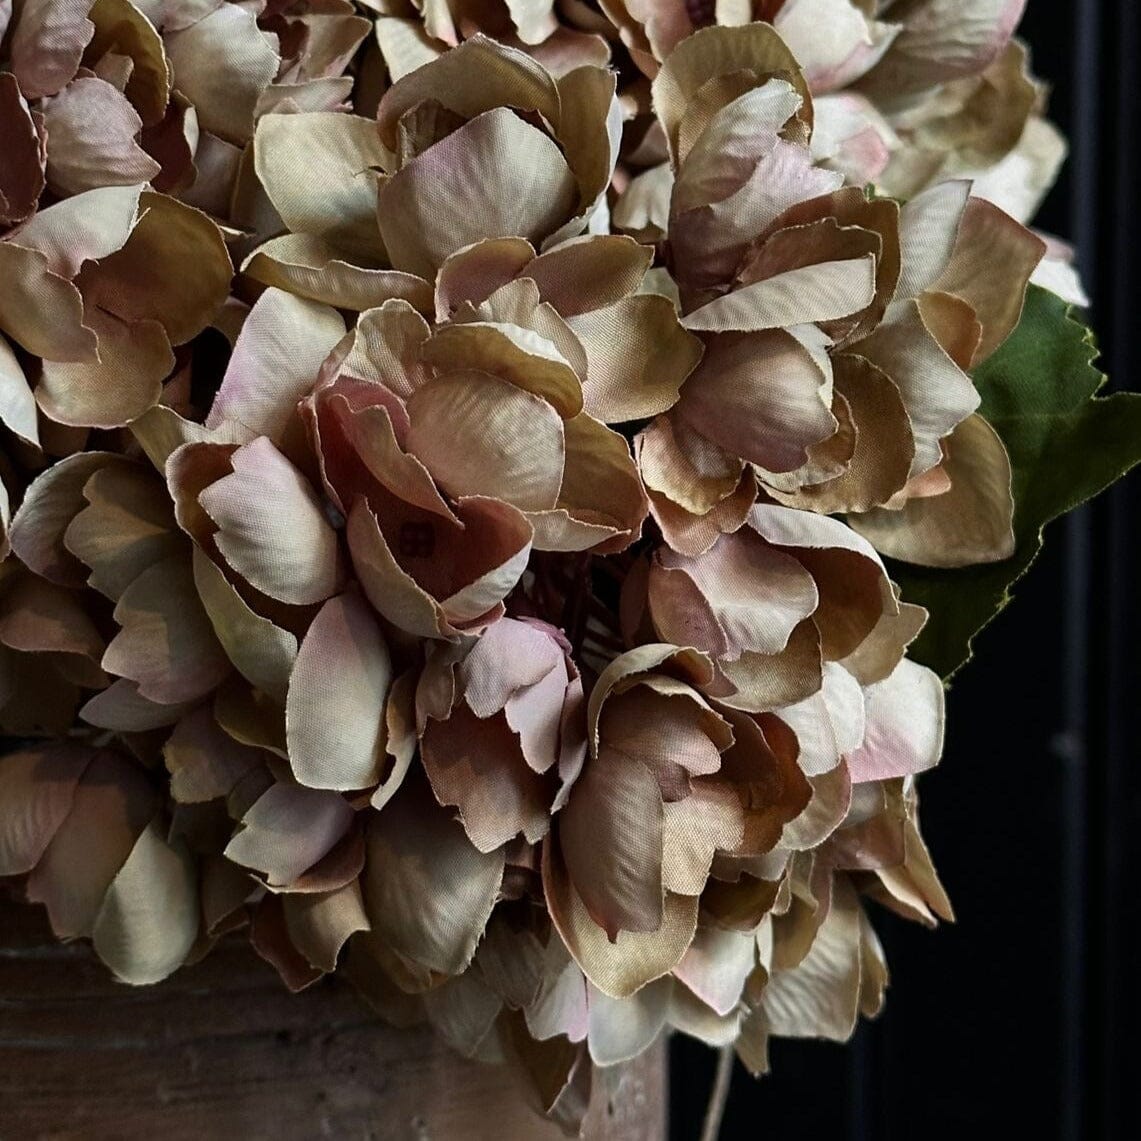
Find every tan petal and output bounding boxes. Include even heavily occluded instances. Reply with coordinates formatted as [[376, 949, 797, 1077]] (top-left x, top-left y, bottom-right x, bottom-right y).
[[63, 461, 181, 600], [850, 413, 1015, 567], [377, 109, 578, 279], [26, 750, 157, 938], [92, 818, 198, 985], [406, 373, 566, 512], [846, 659, 945, 783], [525, 235, 652, 318], [207, 288, 345, 442], [164, 4, 280, 144], [543, 839, 699, 999], [224, 781, 354, 888], [242, 234, 433, 313], [568, 294, 702, 422], [43, 75, 161, 196], [285, 592, 392, 791], [10, 453, 122, 585], [164, 706, 267, 804], [0, 334, 39, 447], [434, 237, 536, 320], [0, 744, 94, 876], [79, 677, 194, 731], [87, 0, 172, 126], [362, 773, 505, 974], [678, 330, 837, 473], [0, 572, 105, 672], [0, 240, 94, 361], [198, 437, 344, 606], [282, 881, 370, 972], [191, 547, 298, 705], [254, 111, 387, 260]]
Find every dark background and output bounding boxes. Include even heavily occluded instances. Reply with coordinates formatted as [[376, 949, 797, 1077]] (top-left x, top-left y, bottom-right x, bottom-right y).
[[670, 2, 1141, 1138]]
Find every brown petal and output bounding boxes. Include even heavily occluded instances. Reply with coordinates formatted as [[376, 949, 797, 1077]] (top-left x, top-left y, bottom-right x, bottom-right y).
[[164, 706, 268, 804], [198, 437, 344, 606], [0, 334, 39, 447], [282, 881, 370, 972], [285, 591, 392, 791], [87, 0, 172, 126], [254, 111, 387, 259], [92, 818, 198, 985], [80, 677, 194, 731], [0, 72, 46, 226], [362, 772, 506, 974]]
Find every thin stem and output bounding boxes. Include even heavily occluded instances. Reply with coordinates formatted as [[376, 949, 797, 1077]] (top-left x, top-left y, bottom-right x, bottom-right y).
[[700, 1044, 735, 1141]]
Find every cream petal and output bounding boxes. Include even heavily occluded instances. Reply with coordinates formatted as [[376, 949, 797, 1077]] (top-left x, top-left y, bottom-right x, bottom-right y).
[[845, 659, 945, 783], [286, 592, 392, 791], [674, 926, 755, 1017], [92, 818, 198, 985], [586, 978, 671, 1066]]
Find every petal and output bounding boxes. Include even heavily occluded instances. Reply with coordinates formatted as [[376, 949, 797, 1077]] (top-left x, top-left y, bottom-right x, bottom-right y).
[[0, 72, 46, 227], [164, 4, 280, 144], [198, 437, 344, 606], [91, 818, 198, 985], [285, 591, 392, 791], [8, 0, 94, 100], [845, 659, 945, 783], [79, 677, 194, 731], [225, 781, 355, 888], [207, 288, 345, 442], [102, 555, 230, 704], [87, 0, 171, 126], [524, 235, 652, 317], [586, 978, 671, 1066], [163, 706, 267, 804], [254, 111, 387, 260], [377, 109, 578, 279], [674, 927, 755, 1016], [282, 882, 370, 972], [42, 75, 161, 196], [362, 773, 506, 975]]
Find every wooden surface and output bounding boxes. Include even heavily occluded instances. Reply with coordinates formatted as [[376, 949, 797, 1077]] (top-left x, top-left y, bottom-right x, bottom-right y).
[[0, 900, 666, 1141]]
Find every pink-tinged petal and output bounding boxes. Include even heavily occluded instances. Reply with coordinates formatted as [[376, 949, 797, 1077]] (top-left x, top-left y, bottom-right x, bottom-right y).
[[8, 0, 94, 100], [650, 531, 818, 658], [92, 818, 198, 985], [894, 181, 972, 301], [26, 750, 158, 938], [225, 781, 354, 889], [674, 926, 756, 1016], [660, 781, 746, 895], [406, 373, 566, 512], [163, 706, 268, 804], [103, 555, 230, 704], [677, 330, 837, 473], [434, 237, 536, 321], [79, 677, 194, 731], [846, 659, 944, 783], [505, 656, 569, 775], [568, 294, 702, 422], [0, 744, 94, 876], [362, 773, 506, 975], [421, 705, 551, 851], [164, 4, 280, 144], [542, 838, 699, 1000], [207, 288, 345, 441], [42, 75, 161, 196], [775, 0, 900, 92], [458, 618, 563, 717], [377, 109, 578, 279], [191, 548, 298, 705], [285, 592, 392, 791], [198, 437, 344, 606], [10, 453, 124, 585], [0, 73, 45, 227], [775, 662, 866, 777]]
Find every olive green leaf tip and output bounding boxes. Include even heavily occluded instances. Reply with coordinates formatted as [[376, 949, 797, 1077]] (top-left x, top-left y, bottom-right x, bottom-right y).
[[893, 284, 1141, 681]]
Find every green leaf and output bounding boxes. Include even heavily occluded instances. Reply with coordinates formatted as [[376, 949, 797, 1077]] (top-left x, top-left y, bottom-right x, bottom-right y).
[[885, 285, 1141, 679]]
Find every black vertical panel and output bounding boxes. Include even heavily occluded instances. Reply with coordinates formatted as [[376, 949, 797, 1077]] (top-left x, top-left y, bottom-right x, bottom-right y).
[[672, 3, 1141, 1136]]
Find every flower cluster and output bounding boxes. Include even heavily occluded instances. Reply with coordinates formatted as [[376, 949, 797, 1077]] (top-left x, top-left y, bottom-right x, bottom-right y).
[[0, 0, 1098, 1129]]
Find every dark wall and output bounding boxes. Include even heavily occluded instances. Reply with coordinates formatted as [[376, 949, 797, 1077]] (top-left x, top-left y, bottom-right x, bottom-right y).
[[670, 3, 1141, 1137]]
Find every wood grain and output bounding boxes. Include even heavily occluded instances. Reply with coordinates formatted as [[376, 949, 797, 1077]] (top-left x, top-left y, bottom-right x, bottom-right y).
[[0, 899, 666, 1141]]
